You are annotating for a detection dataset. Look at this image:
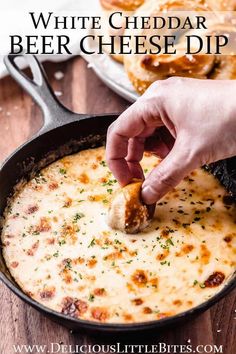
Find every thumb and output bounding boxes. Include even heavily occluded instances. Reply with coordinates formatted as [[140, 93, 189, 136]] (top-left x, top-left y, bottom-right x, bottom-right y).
[[142, 139, 198, 205]]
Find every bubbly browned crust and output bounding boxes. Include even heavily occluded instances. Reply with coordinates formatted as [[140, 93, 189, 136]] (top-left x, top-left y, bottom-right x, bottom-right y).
[[1, 147, 235, 324]]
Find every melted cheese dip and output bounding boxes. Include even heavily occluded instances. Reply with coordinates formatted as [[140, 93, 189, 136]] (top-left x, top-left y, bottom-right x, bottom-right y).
[[1, 147, 236, 323]]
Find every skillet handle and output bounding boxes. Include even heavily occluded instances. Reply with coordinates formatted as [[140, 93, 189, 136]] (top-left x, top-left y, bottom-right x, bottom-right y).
[[4, 54, 80, 132]]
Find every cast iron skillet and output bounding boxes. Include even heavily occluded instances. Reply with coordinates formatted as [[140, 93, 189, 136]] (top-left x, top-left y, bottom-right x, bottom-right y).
[[0, 54, 235, 334]]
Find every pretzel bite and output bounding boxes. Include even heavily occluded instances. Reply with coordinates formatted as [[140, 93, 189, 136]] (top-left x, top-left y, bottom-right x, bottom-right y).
[[107, 179, 155, 234]]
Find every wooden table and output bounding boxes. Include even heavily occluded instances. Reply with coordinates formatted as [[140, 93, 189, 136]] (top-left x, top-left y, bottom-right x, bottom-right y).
[[0, 57, 235, 354]]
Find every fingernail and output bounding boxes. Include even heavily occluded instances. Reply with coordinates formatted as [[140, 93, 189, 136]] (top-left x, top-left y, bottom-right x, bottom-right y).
[[142, 186, 159, 205]]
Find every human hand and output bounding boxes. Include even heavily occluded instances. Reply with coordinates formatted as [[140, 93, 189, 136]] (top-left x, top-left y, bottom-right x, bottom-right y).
[[106, 77, 236, 204]]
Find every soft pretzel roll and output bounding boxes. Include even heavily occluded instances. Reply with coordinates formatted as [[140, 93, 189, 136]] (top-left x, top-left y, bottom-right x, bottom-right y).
[[206, 0, 236, 11], [99, 0, 146, 63], [124, 0, 212, 93], [100, 0, 145, 11], [107, 179, 155, 234], [124, 1, 236, 94]]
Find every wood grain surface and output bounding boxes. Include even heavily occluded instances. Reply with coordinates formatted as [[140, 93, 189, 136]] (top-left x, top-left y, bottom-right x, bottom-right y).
[[0, 57, 235, 354]]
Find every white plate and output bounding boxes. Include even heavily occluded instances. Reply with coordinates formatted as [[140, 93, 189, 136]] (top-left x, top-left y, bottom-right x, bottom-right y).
[[82, 53, 139, 103]]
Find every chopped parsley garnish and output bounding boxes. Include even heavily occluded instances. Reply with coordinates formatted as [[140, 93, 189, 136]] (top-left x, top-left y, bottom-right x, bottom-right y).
[[126, 260, 133, 264], [114, 239, 122, 245], [53, 251, 59, 257], [88, 294, 95, 302], [59, 168, 67, 175], [166, 238, 174, 246], [73, 213, 85, 222], [64, 259, 72, 270], [100, 160, 107, 167], [59, 239, 66, 246], [102, 179, 117, 187], [160, 261, 167, 265], [88, 238, 96, 248]]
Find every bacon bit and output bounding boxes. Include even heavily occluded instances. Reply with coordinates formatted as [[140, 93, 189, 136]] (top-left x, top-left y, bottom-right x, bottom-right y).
[[173, 300, 182, 306], [131, 269, 148, 287], [49, 182, 59, 190], [156, 249, 169, 260], [79, 173, 90, 184], [27, 240, 39, 256], [61, 297, 88, 318], [187, 300, 193, 306], [40, 286, 56, 300], [63, 197, 72, 208], [36, 217, 51, 233], [91, 307, 109, 322], [10, 261, 19, 268], [94, 288, 106, 296], [200, 244, 211, 265], [132, 298, 143, 306], [105, 251, 123, 261], [204, 272, 225, 288], [123, 313, 133, 322], [46, 238, 55, 245], [26, 205, 39, 214], [143, 307, 153, 314], [87, 258, 97, 268]]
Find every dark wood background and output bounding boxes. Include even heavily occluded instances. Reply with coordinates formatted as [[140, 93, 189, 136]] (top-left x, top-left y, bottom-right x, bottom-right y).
[[0, 57, 235, 354]]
